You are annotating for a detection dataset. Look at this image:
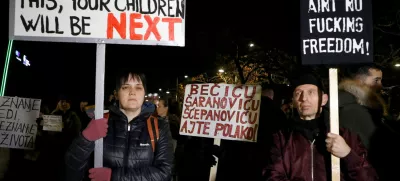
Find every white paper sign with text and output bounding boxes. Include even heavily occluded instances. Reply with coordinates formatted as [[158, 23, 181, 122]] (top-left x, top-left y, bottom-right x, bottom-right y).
[[43, 115, 63, 132], [179, 84, 262, 142], [9, 0, 186, 46], [0, 96, 41, 149]]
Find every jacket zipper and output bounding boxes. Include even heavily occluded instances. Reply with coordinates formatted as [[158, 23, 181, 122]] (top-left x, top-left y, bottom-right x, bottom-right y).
[[124, 123, 131, 173], [310, 139, 316, 181]]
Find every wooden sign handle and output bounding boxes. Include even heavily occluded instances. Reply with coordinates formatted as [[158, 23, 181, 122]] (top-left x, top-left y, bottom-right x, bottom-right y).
[[329, 68, 340, 181], [209, 138, 221, 181]]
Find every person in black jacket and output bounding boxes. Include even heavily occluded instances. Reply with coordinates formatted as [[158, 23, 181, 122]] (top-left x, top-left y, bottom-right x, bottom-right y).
[[65, 71, 174, 181]]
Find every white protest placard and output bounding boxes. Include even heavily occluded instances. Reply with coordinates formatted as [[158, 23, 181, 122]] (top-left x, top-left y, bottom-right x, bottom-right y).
[[179, 84, 262, 142], [42, 115, 62, 132], [0, 96, 41, 149], [9, 0, 186, 46]]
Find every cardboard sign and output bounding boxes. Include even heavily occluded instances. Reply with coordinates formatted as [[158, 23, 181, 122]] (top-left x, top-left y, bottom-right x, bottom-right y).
[[9, 0, 186, 46], [300, 0, 373, 64], [42, 115, 63, 132], [0, 96, 41, 149], [179, 84, 262, 142]]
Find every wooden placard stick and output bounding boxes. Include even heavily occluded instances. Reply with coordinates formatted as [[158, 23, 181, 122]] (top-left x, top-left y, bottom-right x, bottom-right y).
[[329, 68, 340, 181]]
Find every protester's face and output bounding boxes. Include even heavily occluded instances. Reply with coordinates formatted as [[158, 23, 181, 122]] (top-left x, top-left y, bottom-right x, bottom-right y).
[[363, 69, 383, 91], [80, 101, 88, 109], [60, 100, 68, 109], [118, 75, 145, 111], [157, 100, 168, 116], [293, 84, 327, 120], [281, 104, 290, 113]]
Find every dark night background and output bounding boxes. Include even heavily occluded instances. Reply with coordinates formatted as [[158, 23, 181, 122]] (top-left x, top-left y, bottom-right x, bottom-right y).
[[1, 0, 399, 107]]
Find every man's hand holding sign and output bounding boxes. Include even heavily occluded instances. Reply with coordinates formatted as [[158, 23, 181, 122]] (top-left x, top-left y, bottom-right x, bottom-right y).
[[300, 0, 374, 180], [326, 133, 352, 158]]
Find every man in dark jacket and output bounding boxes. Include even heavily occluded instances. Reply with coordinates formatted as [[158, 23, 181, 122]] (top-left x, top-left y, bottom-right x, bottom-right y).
[[264, 73, 378, 181], [339, 64, 400, 180], [216, 84, 288, 181], [258, 84, 288, 142]]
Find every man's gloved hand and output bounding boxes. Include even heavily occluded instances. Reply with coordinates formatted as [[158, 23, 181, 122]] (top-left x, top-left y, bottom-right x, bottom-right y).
[[82, 118, 108, 141], [207, 154, 217, 166], [88, 167, 112, 181], [212, 144, 222, 158]]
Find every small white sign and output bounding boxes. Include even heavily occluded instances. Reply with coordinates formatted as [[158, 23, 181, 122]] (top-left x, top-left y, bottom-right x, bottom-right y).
[[43, 115, 62, 132]]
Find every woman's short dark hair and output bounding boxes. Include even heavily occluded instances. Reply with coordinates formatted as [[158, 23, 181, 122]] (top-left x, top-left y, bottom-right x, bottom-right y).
[[115, 70, 147, 93], [159, 97, 169, 107]]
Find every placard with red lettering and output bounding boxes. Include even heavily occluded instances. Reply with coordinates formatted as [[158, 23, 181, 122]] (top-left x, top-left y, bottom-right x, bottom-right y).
[[180, 84, 262, 142], [9, 0, 185, 46]]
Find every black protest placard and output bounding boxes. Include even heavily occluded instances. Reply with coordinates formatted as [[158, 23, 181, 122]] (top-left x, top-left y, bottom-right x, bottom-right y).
[[0, 97, 41, 150], [300, 0, 373, 65]]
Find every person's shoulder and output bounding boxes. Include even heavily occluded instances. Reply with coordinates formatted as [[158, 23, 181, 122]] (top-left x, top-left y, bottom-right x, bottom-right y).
[[273, 128, 294, 138], [154, 116, 169, 128], [339, 127, 360, 142], [69, 110, 79, 116], [169, 114, 180, 121]]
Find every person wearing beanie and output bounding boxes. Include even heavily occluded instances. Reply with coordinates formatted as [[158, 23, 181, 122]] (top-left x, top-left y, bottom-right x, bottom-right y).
[[263, 73, 378, 181]]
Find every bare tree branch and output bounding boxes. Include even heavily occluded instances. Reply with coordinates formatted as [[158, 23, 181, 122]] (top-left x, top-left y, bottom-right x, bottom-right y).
[[374, 26, 400, 36], [244, 65, 263, 83]]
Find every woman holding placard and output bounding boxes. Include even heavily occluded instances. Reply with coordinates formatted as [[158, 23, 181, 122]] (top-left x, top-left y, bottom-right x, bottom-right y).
[[64, 71, 173, 181]]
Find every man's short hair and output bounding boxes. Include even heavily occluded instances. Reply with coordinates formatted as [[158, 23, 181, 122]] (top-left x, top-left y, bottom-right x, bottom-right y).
[[261, 83, 274, 98], [344, 63, 383, 79], [261, 83, 274, 91]]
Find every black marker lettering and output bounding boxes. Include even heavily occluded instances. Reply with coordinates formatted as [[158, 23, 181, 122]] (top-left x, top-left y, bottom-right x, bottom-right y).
[[147, 0, 158, 14], [0, 133, 8, 146], [45, 16, 55, 33], [10, 98, 19, 109], [29, 124, 37, 135], [26, 136, 34, 148], [126, 0, 136, 11], [20, 15, 41, 32], [115, 0, 126, 11], [78, 0, 89, 10], [6, 122, 12, 132], [176, 0, 184, 19], [70, 16, 91, 36], [82, 16, 91, 35], [35, 15, 63, 34], [6, 109, 16, 120], [32, 100, 40, 111], [0, 109, 5, 119], [100, 0, 111, 12], [70, 16, 81, 36], [46, 0, 57, 10], [167, 0, 174, 17], [158, 0, 167, 16], [29, 0, 40, 8], [0, 98, 10, 108], [89, 0, 99, 10], [0, 121, 5, 130]]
